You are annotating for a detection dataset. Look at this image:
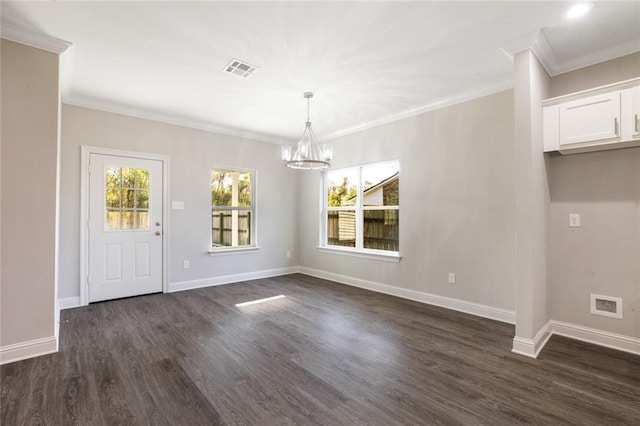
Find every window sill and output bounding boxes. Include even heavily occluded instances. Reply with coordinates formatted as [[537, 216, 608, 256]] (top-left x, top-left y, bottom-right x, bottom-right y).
[[208, 246, 260, 256], [317, 246, 401, 263]]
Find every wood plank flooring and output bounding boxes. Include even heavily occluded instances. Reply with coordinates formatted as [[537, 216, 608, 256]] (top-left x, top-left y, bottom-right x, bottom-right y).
[[2, 273, 639, 425]]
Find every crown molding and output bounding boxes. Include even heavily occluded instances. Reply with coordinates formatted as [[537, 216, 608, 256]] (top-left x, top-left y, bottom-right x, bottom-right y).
[[549, 40, 640, 77], [0, 21, 71, 54], [63, 96, 287, 145], [499, 28, 640, 78], [499, 29, 557, 76], [66, 82, 514, 147], [318, 81, 513, 142]]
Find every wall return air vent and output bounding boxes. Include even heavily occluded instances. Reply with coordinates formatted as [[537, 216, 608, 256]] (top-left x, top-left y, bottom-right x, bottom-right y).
[[223, 58, 258, 79], [590, 294, 623, 319]]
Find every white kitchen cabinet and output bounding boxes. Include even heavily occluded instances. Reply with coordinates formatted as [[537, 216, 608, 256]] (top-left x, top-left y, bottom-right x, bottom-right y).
[[543, 78, 640, 154], [558, 92, 621, 147], [620, 86, 640, 142]]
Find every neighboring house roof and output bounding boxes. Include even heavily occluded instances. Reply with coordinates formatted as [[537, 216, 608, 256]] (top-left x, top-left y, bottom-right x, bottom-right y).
[[364, 172, 399, 195], [343, 172, 399, 206]]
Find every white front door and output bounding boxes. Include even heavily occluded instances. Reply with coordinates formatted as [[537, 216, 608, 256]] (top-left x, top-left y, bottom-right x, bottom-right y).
[[88, 153, 163, 302]]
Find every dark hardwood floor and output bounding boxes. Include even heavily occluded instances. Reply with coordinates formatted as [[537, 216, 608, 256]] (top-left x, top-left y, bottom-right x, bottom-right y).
[[2, 273, 639, 425]]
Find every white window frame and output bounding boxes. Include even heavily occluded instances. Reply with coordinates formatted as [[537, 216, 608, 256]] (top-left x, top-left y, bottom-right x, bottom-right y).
[[320, 160, 400, 261], [209, 167, 257, 253]]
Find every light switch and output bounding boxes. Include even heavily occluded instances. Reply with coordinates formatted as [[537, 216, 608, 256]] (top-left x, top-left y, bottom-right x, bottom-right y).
[[172, 201, 185, 210], [569, 213, 580, 227]]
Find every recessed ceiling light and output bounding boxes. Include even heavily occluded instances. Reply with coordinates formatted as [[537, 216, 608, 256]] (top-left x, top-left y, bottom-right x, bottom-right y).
[[565, 3, 595, 20], [223, 58, 258, 79]]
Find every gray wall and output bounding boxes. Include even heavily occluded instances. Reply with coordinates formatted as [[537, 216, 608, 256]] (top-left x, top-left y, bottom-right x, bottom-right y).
[[60, 105, 298, 300], [298, 90, 516, 313], [548, 53, 640, 338], [1, 40, 59, 347]]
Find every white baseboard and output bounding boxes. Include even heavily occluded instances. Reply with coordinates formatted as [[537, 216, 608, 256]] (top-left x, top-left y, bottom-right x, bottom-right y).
[[550, 320, 640, 356], [298, 267, 516, 324], [512, 319, 640, 358], [511, 321, 553, 358], [0, 336, 58, 365], [59, 296, 81, 310], [56, 269, 299, 308], [168, 266, 299, 293]]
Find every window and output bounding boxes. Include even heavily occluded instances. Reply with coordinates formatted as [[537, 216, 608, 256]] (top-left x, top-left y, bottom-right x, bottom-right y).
[[323, 160, 399, 254], [211, 168, 255, 249], [105, 166, 150, 230]]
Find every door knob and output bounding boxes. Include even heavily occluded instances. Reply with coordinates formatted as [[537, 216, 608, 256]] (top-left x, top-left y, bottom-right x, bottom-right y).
[[156, 222, 161, 226], [155, 231, 161, 236]]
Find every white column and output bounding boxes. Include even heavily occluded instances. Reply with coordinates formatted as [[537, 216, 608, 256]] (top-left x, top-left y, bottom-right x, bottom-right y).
[[512, 49, 552, 358]]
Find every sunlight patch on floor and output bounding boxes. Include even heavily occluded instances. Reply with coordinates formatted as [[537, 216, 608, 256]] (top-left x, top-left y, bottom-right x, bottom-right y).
[[235, 294, 286, 307]]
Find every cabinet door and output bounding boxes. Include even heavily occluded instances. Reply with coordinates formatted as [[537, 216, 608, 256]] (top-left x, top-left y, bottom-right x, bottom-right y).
[[621, 86, 640, 141], [559, 91, 621, 146]]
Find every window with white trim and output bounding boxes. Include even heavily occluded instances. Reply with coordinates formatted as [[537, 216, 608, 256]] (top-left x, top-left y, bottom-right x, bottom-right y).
[[323, 160, 399, 253], [211, 168, 255, 249]]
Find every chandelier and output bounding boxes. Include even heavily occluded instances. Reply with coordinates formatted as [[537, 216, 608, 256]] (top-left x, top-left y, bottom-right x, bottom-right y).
[[281, 92, 333, 170]]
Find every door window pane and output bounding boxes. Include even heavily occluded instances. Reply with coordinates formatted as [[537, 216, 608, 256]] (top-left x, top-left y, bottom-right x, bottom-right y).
[[121, 168, 136, 188], [121, 211, 135, 230], [106, 189, 120, 208], [106, 168, 121, 188], [136, 169, 149, 189], [136, 190, 149, 208], [106, 211, 121, 230], [135, 211, 149, 229], [123, 189, 135, 208]]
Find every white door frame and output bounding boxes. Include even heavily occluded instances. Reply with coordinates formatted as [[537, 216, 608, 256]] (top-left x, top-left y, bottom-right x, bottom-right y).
[[80, 146, 170, 306]]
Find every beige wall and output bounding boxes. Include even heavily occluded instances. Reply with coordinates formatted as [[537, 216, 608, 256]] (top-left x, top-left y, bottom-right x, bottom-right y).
[[548, 53, 640, 338], [60, 105, 299, 300], [1, 40, 60, 348], [298, 90, 516, 314]]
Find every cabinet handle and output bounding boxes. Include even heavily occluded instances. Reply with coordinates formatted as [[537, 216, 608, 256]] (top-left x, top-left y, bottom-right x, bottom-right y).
[[614, 117, 619, 136], [635, 114, 639, 135]]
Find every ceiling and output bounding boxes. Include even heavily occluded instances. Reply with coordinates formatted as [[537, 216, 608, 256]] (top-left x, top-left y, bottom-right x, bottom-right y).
[[2, 1, 639, 143]]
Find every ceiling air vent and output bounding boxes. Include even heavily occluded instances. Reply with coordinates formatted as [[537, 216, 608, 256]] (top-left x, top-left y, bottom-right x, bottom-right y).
[[590, 294, 623, 319], [223, 59, 258, 79]]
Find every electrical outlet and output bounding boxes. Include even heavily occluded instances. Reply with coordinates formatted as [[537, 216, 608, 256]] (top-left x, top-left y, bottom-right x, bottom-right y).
[[183, 260, 190, 269], [569, 213, 580, 227], [448, 272, 456, 284]]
